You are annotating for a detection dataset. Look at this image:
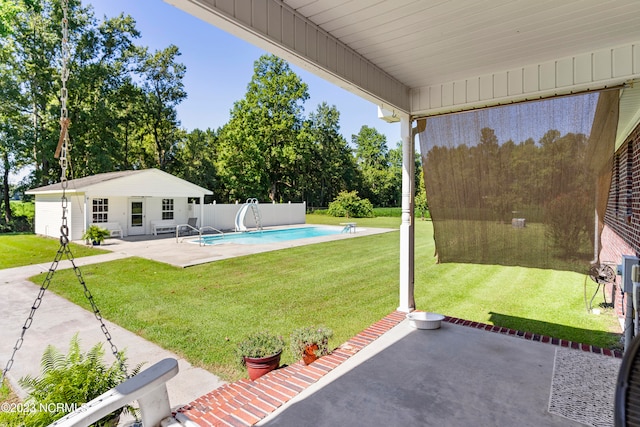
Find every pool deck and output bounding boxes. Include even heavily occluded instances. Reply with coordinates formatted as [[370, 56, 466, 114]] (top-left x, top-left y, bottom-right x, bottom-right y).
[[94, 224, 396, 267]]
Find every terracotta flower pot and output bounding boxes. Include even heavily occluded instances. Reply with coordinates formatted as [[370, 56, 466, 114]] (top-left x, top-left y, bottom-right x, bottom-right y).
[[244, 351, 282, 380], [302, 343, 319, 365]]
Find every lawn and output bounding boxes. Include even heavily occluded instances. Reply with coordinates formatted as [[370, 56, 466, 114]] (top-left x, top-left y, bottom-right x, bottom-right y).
[[0, 234, 109, 269], [16, 215, 621, 381]]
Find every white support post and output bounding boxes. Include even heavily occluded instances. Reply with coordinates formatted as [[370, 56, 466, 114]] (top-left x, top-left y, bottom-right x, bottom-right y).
[[398, 115, 415, 313], [200, 196, 205, 228]]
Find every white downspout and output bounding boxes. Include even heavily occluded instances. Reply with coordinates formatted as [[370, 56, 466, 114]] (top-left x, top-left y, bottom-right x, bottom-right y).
[[200, 196, 205, 228], [398, 115, 416, 313]]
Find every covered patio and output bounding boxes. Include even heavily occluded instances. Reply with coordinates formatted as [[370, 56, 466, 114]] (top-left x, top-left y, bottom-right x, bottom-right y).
[[158, 2, 640, 425], [42, 1, 640, 425]]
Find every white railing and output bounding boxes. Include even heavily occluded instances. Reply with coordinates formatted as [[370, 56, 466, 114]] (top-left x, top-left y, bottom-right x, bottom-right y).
[[175, 224, 224, 245], [50, 358, 190, 427]]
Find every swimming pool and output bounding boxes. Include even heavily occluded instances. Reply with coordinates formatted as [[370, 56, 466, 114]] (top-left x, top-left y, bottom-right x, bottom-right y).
[[195, 226, 343, 245]]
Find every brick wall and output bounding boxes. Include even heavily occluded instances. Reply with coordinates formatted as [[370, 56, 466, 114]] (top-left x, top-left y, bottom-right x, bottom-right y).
[[602, 124, 640, 317]]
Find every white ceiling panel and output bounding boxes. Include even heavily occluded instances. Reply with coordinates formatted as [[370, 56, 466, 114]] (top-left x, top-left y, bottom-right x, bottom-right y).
[[168, 0, 640, 135]]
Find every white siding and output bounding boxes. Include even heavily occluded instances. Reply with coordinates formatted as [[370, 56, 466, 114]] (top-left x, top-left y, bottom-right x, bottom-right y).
[[143, 197, 190, 230], [34, 195, 63, 239], [84, 196, 128, 237], [410, 42, 640, 117], [34, 194, 85, 240], [69, 194, 85, 240]]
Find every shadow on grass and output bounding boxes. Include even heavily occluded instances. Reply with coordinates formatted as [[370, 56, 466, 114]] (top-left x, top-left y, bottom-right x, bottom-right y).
[[430, 220, 594, 274], [488, 311, 622, 351]]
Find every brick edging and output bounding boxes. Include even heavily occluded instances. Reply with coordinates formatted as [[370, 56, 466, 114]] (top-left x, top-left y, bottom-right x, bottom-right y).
[[178, 311, 622, 426], [443, 316, 624, 358], [178, 311, 406, 426]]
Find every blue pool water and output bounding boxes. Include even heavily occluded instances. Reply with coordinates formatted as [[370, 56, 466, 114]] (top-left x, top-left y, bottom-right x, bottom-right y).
[[197, 226, 342, 245]]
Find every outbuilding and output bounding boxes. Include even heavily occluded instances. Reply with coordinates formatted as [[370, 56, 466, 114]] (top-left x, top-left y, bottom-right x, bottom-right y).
[[26, 168, 212, 241]]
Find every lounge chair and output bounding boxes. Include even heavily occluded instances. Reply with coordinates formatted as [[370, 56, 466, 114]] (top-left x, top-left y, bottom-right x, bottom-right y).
[[176, 217, 198, 236]]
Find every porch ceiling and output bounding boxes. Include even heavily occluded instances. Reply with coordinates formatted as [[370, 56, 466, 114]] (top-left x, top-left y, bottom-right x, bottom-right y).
[[166, 0, 640, 139]]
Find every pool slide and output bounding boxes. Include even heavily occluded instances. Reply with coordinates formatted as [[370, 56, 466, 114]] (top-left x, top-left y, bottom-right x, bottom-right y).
[[234, 203, 251, 232]]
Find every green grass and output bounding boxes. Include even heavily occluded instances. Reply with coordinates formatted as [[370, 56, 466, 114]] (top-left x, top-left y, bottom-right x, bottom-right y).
[[432, 219, 593, 273], [310, 207, 431, 219], [306, 213, 402, 229], [0, 234, 109, 269], [21, 216, 620, 382]]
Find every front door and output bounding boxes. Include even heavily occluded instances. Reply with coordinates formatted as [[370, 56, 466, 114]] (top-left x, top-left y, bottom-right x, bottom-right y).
[[128, 199, 145, 235]]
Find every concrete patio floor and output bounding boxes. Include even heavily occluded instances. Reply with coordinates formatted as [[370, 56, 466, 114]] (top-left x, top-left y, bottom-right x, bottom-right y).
[[260, 320, 594, 427], [182, 312, 622, 427]]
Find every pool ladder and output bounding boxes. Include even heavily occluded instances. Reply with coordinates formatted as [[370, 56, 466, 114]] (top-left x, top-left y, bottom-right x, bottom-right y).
[[246, 198, 263, 231]]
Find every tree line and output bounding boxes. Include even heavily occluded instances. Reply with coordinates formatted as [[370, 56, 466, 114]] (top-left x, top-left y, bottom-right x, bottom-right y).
[[1, 0, 423, 228], [423, 127, 595, 257]]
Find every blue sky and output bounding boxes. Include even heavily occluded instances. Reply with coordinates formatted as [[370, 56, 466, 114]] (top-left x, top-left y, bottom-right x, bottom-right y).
[[421, 93, 599, 148], [88, 0, 402, 146]]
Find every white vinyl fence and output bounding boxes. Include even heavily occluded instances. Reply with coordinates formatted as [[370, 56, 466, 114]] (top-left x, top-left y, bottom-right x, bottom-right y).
[[188, 201, 306, 231]]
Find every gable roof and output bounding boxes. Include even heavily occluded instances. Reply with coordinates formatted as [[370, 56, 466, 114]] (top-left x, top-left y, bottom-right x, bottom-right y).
[[26, 169, 213, 197]]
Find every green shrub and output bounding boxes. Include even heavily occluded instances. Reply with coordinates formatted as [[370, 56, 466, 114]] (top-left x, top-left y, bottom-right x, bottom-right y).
[[544, 191, 592, 258], [327, 191, 374, 218], [0, 202, 35, 233], [0, 335, 141, 426]]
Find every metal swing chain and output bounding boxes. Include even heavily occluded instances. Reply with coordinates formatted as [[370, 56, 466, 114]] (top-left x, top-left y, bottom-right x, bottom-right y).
[[1, 0, 128, 386]]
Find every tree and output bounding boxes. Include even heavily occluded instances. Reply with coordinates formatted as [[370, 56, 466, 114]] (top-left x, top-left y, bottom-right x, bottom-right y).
[[302, 102, 357, 207], [11, 0, 61, 186], [138, 45, 187, 171], [327, 190, 374, 218], [173, 128, 220, 197], [66, 12, 143, 176], [352, 125, 396, 206], [217, 54, 309, 202], [0, 0, 34, 223]]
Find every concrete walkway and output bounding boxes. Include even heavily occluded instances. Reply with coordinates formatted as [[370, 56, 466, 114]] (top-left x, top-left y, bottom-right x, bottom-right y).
[[0, 253, 224, 413], [0, 225, 392, 407]]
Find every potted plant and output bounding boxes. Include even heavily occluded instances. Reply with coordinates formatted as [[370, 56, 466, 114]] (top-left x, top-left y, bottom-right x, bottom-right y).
[[82, 225, 110, 245], [290, 325, 333, 365], [236, 331, 285, 380]]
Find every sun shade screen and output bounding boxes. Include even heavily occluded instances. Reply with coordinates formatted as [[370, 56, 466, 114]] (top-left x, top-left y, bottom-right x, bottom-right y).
[[417, 91, 617, 270]]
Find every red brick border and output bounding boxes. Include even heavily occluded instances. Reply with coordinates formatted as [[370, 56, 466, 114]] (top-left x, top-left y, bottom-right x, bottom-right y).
[[442, 316, 623, 358], [177, 311, 622, 426]]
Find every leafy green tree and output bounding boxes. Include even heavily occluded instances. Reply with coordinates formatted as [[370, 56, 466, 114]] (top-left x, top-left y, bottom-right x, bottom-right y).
[[302, 102, 357, 207], [352, 125, 397, 206], [173, 128, 220, 196], [0, 0, 21, 37], [0, 15, 30, 223], [138, 44, 187, 171], [66, 12, 143, 176], [415, 166, 429, 220], [11, 0, 61, 186], [217, 54, 309, 202]]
